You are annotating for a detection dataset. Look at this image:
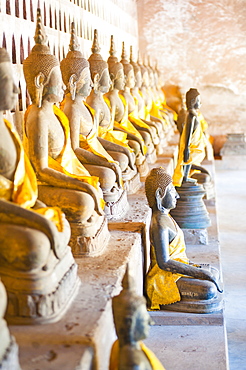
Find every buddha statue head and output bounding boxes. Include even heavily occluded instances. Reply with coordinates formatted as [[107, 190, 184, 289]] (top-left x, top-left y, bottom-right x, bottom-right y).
[[145, 167, 178, 212], [88, 29, 111, 94], [112, 265, 152, 345], [130, 46, 142, 89], [0, 48, 18, 111], [186, 88, 201, 110], [144, 55, 155, 88], [120, 42, 135, 89], [137, 52, 149, 88], [60, 22, 91, 100], [107, 35, 125, 91], [23, 8, 63, 107]]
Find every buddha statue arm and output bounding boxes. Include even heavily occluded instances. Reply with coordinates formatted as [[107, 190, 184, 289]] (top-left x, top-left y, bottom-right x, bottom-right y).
[[152, 218, 222, 292], [74, 147, 122, 188], [0, 199, 63, 258], [28, 118, 103, 216], [183, 114, 195, 162], [113, 127, 145, 155], [98, 137, 135, 170]]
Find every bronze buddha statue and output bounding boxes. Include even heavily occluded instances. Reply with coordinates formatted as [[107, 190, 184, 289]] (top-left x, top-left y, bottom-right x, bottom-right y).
[[145, 167, 222, 313], [0, 46, 79, 324], [110, 266, 165, 370], [60, 23, 128, 219], [23, 10, 109, 256]]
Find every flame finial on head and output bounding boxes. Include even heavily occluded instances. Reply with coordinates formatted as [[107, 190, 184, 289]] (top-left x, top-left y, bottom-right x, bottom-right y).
[[109, 35, 117, 56], [130, 45, 134, 63], [121, 41, 128, 61], [137, 51, 142, 65], [34, 8, 47, 46], [91, 29, 101, 54], [69, 22, 80, 52]]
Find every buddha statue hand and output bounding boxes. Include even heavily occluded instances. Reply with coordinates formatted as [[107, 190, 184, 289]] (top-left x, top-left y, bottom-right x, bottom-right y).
[[81, 182, 104, 216], [183, 147, 190, 163], [194, 265, 223, 293], [109, 162, 122, 188]]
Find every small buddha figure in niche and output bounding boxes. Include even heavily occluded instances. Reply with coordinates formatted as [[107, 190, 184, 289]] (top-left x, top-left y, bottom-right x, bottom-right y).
[[173, 88, 207, 187], [110, 266, 166, 370], [86, 30, 138, 187], [0, 281, 20, 368], [145, 168, 222, 312], [0, 47, 78, 324], [23, 10, 109, 255], [60, 23, 128, 218]]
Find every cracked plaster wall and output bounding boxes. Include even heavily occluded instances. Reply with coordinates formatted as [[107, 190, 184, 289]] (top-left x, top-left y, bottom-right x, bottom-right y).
[[137, 0, 246, 153]]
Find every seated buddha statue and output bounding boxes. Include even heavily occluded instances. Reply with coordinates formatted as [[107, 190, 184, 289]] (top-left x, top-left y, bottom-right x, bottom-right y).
[[145, 168, 222, 313], [23, 10, 109, 256], [173, 88, 207, 187], [129, 46, 161, 155], [86, 30, 140, 193], [60, 23, 128, 219], [0, 281, 20, 368], [0, 46, 79, 324], [110, 266, 166, 370], [104, 36, 148, 168]]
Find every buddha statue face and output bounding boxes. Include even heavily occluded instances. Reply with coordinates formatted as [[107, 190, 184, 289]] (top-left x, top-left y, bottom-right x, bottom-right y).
[[148, 70, 155, 88], [94, 68, 111, 94], [42, 65, 64, 103], [186, 88, 201, 110], [76, 67, 92, 98], [160, 183, 179, 211], [113, 68, 125, 91], [131, 302, 152, 342], [134, 70, 142, 89], [142, 70, 149, 88], [125, 68, 135, 89], [0, 61, 18, 111]]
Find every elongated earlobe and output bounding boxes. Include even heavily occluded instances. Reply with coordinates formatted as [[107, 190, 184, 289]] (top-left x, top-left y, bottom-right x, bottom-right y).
[[34, 72, 45, 108], [68, 74, 77, 101]]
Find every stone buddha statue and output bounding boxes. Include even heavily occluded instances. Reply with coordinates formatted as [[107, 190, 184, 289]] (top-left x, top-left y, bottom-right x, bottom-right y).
[[0, 46, 79, 324], [129, 47, 161, 156], [145, 168, 222, 313], [118, 42, 153, 175], [110, 266, 165, 370], [60, 23, 128, 219], [0, 281, 20, 369], [173, 88, 207, 187], [86, 30, 140, 193], [23, 10, 109, 256]]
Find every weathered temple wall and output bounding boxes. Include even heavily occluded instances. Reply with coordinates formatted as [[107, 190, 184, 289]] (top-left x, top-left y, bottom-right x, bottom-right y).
[[0, 0, 138, 135], [137, 0, 246, 153]]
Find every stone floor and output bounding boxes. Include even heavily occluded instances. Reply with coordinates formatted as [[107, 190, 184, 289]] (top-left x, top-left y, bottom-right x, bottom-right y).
[[215, 163, 246, 370]]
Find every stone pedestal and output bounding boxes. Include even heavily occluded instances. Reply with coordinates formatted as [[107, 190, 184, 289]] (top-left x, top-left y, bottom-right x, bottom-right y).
[[170, 182, 211, 230]]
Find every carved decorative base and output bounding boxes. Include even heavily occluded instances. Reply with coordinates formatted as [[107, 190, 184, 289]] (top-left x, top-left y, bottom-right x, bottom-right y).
[[123, 171, 141, 194], [146, 148, 157, 164], [160, 295, 223, 314], [171, 182, 211, 229], [70, 216, 110, 257], [137, 159, 149, 178], [2, 249, 80, 325], [104, 189, 129, 220], [0, 337, 20, 370]]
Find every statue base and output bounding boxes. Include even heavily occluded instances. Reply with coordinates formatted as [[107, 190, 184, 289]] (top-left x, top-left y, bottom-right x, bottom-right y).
[[104, 189, 129, 220], [146, 147, 157, 164], [70, 215, 110, 257], [2, 249, 80, 325], [160, 295, 223, 314], [170, 182, 211, 229], [137, 159, 149, 178]]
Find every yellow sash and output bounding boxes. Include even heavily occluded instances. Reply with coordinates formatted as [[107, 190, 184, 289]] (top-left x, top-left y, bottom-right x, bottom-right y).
[[24, 105, 100, 190], [173, 120, 206, 187], [109, 340, 166, 370], [79, 102, 115, 163], [146, 217, 189, 308], [1, 119, 64, 231]]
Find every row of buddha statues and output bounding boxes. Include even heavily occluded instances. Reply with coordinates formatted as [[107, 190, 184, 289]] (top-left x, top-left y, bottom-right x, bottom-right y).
[[0, 8, 222, 369]]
